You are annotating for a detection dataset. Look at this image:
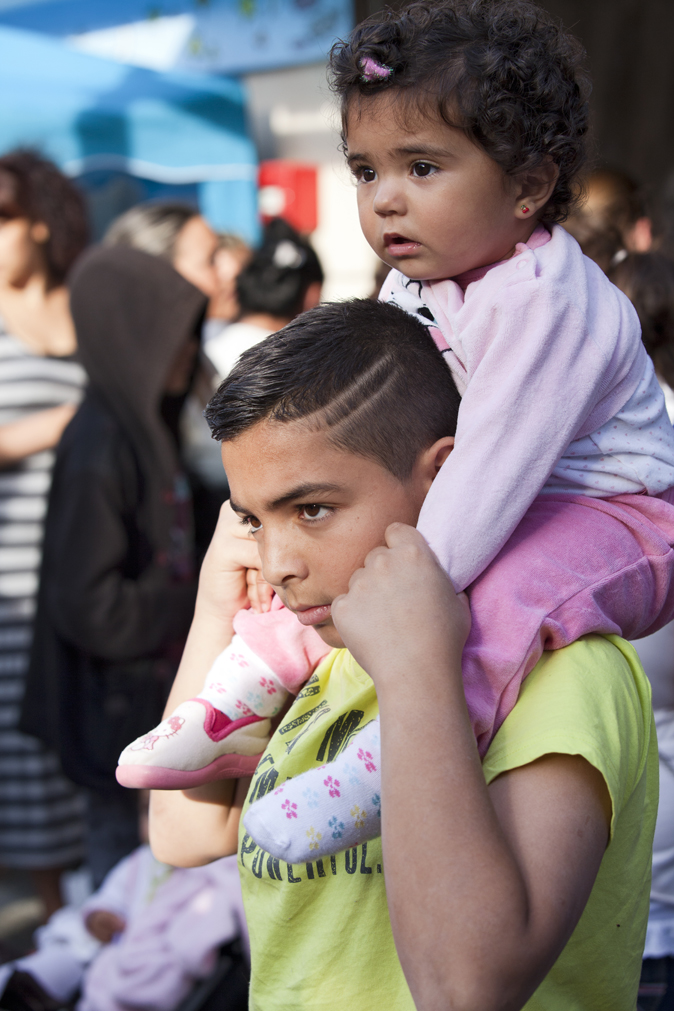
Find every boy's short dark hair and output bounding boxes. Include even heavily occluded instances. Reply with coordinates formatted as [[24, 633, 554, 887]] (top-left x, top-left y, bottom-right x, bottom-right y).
[[330, 0, 589, 224], [206, 299, 460, 481]]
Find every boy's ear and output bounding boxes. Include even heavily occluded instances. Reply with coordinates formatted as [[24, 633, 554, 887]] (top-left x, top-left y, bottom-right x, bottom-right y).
[[418, 436, 454, 494]]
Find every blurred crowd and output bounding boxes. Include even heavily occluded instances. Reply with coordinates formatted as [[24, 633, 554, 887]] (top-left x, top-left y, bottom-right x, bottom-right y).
[[0, 150, 323, 1011], [1, 149, 674, 1010]]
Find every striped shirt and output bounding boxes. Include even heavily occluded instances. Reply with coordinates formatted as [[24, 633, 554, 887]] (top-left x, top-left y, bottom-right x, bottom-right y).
[[0, 328, 87, 868]]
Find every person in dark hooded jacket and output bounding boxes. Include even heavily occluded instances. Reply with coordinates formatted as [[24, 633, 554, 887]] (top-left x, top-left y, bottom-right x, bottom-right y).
[[21, 245, 207, 885]]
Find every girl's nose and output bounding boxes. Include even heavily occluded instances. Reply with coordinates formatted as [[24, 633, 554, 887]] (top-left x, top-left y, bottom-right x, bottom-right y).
[[372, 178, 404, 216]]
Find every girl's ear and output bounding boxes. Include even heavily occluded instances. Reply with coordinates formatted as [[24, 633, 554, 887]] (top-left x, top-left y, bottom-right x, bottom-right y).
[[515, 159, 559, 220], [30, 221, 50, 245]]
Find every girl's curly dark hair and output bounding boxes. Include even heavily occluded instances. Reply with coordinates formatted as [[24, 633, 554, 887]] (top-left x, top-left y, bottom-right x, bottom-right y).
[[329, 0, 590, 224]]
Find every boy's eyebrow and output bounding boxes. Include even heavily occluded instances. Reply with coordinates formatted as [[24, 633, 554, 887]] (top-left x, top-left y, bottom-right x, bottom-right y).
[[230, 482, 344, 515]]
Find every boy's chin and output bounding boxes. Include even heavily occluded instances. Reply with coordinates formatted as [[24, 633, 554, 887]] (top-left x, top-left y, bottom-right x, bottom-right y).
[[315, 623, 345, 649]]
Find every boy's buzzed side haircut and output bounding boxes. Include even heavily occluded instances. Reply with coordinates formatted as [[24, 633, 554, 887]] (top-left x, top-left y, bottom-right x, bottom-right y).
[[205, 298, 460, 481]]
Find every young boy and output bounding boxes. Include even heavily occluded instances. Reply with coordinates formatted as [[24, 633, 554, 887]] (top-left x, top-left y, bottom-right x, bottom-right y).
[[150, 299, 657, 1011]]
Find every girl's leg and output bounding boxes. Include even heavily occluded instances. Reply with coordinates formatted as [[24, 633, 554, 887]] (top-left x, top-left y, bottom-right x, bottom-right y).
[[244, 716, 382, 862], [117, 600, 329, 789]]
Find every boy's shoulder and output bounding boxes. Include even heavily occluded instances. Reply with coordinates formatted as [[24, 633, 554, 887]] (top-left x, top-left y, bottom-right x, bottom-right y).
[[484, 634, 654, 812]]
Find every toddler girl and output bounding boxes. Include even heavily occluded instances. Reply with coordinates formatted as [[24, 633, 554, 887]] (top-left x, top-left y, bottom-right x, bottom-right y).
[[118, 0, 674, 862]]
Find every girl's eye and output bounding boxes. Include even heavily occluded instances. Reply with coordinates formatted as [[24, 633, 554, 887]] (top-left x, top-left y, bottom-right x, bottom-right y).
[[353, 165, 376, 183], [412, 162, 436, 178], [300, 504, 331, 522]]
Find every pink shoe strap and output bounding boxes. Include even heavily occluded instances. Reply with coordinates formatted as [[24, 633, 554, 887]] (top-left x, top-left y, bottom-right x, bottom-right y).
[[192, 698, 266, 742]]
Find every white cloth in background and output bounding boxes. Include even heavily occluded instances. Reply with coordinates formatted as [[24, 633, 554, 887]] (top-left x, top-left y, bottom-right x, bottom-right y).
[[204, 321, 272, 381], [660, 380, 674, 424], [630, 378, 674, 958], [0, 905, 100, 1002], [633, 625, 674, 957]]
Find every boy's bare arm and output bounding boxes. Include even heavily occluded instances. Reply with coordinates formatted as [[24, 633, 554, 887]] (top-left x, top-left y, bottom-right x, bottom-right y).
[[149, 502, 262, 866], [332, 524, 611, 1011]]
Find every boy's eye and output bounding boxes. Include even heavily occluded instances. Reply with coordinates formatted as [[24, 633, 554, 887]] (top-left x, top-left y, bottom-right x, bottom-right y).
[[412, 162, 436, 178], [299, 504, 330, 522], [242, 515, 262, 532]]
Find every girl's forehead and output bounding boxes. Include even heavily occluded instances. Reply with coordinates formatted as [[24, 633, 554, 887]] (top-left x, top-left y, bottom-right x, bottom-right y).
[[343, 90, 459, 146]]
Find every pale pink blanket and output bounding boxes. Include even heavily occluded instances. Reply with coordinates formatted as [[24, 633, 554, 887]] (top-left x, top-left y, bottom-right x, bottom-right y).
[[78, 848, 245, 1011]]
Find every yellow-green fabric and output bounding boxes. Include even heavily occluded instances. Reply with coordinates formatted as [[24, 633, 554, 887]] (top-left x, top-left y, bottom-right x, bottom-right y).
[[484, 634, 658, 1011], [239, 634, 657, 1011]]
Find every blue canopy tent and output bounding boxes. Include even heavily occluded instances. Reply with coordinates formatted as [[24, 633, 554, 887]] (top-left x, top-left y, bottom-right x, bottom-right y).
[[0, 23, 258, 239], [0, 0, 352, 78]]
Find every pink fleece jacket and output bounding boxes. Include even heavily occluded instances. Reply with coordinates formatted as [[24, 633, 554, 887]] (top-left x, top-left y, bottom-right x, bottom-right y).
[[217, 225, 674, 756], [382, 224, 674, 590]]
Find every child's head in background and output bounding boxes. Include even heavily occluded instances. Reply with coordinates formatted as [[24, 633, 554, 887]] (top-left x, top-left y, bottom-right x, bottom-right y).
[[206, 299, 460, 647], [610, 252, 674, 395], [329, 0, 589, 281]]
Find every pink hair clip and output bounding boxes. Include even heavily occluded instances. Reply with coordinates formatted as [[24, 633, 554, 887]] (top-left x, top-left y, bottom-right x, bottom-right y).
[[359, 56, 393, 83]]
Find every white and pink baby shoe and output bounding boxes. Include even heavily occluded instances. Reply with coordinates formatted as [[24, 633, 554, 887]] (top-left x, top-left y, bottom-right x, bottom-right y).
[[116, 699, 270, 789]]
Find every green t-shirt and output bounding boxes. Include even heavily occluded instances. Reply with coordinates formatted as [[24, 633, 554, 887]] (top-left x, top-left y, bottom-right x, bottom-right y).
[[239, 635, 657, 1010]]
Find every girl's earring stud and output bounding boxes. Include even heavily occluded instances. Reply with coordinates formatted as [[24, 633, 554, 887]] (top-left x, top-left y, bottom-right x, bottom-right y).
[[520, 204, 530, 214]]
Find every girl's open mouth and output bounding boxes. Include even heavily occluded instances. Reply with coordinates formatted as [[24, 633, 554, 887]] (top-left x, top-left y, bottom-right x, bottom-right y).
[[383, 234, 422, 257]]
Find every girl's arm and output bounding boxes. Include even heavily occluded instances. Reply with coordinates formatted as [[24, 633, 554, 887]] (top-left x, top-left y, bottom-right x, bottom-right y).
[[332, 524, 611, 1011], [149, 502, 264, 867], [0, 403, 76, 465], [383, 233, 647, 590]]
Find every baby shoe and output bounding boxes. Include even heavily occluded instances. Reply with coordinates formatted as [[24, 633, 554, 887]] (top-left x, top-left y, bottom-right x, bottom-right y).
[[116, 699, 269, 789]]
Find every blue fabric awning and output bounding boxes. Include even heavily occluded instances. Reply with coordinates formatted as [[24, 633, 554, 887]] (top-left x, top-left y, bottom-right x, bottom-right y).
[[0, 23, 258, 237], [0, 0, 352, 77]]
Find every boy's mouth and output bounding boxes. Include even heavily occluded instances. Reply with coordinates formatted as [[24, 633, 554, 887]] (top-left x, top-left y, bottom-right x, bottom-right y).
[[294, 603, 332, 626], [383, 233, 421, 257]]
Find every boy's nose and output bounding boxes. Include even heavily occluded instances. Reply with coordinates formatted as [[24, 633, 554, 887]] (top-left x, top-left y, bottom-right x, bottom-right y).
[[259, 531, 308, 588]]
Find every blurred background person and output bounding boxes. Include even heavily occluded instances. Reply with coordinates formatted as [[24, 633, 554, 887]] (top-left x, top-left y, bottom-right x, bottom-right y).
[[20, 246, 206, 888], [607, 250, 674, 1010], [609, 253, 674, 419], [104, 202, 233, 558], [0, 150, 89, 920], [204, 217, 323, 382], [103, 202, 220, 301], [564, 168, 653, 272], [0, 792, 248, 1011], [205, 233, 252, 334]]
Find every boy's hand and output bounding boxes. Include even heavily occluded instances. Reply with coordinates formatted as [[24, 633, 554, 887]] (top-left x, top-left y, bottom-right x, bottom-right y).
[[331, 523, 470, 687], [199, 501, 273, 618], [85, 909, 126, 944]]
